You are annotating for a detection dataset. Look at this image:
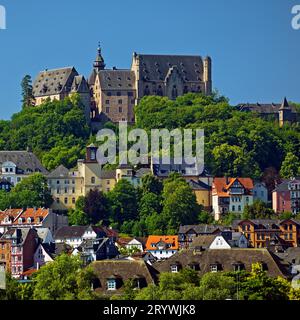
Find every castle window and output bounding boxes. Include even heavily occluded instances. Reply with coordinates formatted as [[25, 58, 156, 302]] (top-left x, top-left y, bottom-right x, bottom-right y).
[[91, 177, 95, 184], [105, 100, 110, 104], [118, 99, 122, 104], [119, 107, 123, 113], [127, 92, 133, 97], [117, 92, 121, 96], [106, 107, 109, 113], [107, 92, 111, 96], [64, 198, 68, 204], [72, 198, 76, 204]]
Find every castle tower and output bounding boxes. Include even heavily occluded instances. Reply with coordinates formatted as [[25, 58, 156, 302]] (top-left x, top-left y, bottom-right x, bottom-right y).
[[279, 97, 292, 127], [93, 42, 106, 72], [203, 56, 212, 95]]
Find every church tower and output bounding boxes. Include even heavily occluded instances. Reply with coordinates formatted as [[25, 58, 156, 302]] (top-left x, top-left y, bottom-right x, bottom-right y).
[[279, 97, 292, 127]]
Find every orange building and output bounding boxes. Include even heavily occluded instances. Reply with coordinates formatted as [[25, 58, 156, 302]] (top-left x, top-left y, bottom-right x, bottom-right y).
[[0, 239, 11, 272], [234, 219, 300, 248]]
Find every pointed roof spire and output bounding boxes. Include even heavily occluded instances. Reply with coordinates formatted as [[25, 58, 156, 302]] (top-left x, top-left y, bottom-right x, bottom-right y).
[[93, 42, 105, 71], [280, 97, 290, 110]]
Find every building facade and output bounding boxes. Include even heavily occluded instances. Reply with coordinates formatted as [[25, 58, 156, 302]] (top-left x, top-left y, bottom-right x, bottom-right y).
[[212, 177, 254, 221], [0, 150, 48, 187], [272, 178, 300, 214]]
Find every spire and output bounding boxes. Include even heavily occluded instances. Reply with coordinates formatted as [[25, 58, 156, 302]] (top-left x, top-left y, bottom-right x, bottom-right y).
[[93, 42, 105, 71], [280, 97, 290, 109]]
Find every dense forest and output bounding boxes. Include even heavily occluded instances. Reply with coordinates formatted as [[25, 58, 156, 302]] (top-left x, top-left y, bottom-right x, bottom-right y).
[[1, 92, 300, 179]]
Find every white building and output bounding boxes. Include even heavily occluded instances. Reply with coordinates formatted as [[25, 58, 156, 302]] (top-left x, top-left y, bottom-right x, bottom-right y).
[[0, 150, 48, 187], [212, 177, 254, 221], [145, 236, 178, 260]]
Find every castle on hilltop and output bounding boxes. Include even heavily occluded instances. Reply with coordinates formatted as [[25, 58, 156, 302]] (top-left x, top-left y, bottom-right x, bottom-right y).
[[32, 44, 212, 126]]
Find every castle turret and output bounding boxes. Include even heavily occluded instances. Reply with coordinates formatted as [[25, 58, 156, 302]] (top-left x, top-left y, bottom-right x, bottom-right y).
[[93, 42, 105, 71], [203, 56, 212, 95], [279, 97, 292, 127]]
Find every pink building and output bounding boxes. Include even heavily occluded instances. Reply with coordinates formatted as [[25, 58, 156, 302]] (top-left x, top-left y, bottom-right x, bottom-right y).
[[272, 178, 300, 214]]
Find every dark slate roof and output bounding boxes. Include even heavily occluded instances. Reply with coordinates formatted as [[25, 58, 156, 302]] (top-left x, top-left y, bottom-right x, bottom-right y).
[[98, 70, 136, 90], [54, 226, 87, 240], [101, 170, 116, 179], [188, 179, 211, 191], [178, 224, 229, 235], [135, 54, 205, 82], [237, 99, 297, 114], [153, 248, 288, 278], [33, 67, 78, 97], [47, 165, 70, 178], [91, 260, 155, 293], [0, 151, 48, 174], [71, 75, 90, 93]]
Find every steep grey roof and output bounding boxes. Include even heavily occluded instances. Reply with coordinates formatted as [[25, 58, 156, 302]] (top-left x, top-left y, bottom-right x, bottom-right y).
[[54, 226, 87, 240], [36, 228, 53, 243], [0, 151, 48, 174], [274, 247, 300, 265], [71, 75, 90, 93], [47, 165, 70, 178], [98, 70, 136, 90], [135, 54, 204, 82], [273, 178, 300, 192], [33, 67, 78, 97]]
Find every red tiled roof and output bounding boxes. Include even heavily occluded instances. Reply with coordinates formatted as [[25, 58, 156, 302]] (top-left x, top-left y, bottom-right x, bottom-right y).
[[145, 235, 179, 251], [212, 177, 253, 197], [12, 208, 49, 225]]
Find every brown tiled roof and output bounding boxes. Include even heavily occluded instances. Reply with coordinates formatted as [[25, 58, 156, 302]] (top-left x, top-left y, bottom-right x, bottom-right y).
[[153, 248, 288, 278], [91, 260, 155, 293]]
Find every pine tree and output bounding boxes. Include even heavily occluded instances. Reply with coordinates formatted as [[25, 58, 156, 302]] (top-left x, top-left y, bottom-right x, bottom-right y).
[[21, 75, 35, 108]]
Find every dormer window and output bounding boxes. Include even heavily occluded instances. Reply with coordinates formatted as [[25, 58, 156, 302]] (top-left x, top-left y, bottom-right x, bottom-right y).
[[18, 218, 23, 224], [27, 217, 32, 223]]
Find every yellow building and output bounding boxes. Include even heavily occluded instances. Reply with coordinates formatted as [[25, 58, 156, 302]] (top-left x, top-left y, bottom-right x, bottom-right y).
[[188, 180, 212, 211], [47, 165, 84, 211]]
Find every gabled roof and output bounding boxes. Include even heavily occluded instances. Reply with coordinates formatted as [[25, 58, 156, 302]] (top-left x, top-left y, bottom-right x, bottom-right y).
[[47, 165, 71, 178], [33, 66, 78, 97], [212, 177, 253, 197], [0, 151, 48, 174], [100, 170, 116, 179], [191, 235, 216, 248]]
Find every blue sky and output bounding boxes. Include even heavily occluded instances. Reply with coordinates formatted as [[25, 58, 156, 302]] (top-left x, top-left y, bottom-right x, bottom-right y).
[[0, 0, 299, 119]]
